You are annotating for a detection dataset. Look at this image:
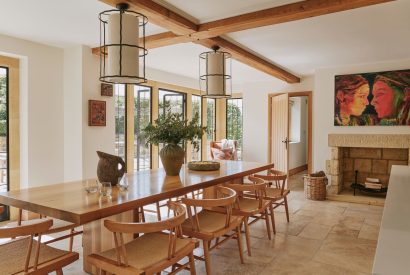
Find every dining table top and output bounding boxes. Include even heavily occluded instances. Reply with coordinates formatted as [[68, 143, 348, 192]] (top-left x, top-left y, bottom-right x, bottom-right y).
[[0, 160, 273, 225]]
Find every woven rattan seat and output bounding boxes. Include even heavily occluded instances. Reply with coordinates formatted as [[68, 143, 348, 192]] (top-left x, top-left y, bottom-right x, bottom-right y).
[[237, 197, 271, 213], [98, 232, 193, 270], [265, 188, 290, 200], [0, 237, 73, 275], [181, 209, 242, 236]]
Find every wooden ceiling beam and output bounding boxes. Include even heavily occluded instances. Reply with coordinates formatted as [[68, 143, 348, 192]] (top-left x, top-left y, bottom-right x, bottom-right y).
[[193, 0, 395, 39], [196, 37, 300, 83], [99, 0, 197, 35]]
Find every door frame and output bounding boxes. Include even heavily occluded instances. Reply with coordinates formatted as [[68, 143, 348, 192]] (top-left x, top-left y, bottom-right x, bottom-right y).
[[268, 91, 312, 174]]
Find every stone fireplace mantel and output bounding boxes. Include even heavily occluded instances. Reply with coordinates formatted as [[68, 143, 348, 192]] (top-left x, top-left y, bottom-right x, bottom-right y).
[[326, 134, 410, 195], [328, 134, 410, 148]]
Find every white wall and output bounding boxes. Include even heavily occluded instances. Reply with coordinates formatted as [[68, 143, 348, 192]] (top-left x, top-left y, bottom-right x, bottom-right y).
[[81, 47, 115, 179], [0, 34, 64, 188], [289, 96, 308, 169], [241, 77, 314, 163], [313, 58, 410, 172], [63, 46, 83, 181]]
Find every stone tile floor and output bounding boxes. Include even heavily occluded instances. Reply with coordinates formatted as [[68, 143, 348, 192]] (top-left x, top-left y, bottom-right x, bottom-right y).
[[51, 171, 383, 274]]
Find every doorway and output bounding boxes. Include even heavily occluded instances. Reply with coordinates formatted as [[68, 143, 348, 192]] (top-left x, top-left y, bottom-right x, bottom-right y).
[[268, 91, 312, 175]]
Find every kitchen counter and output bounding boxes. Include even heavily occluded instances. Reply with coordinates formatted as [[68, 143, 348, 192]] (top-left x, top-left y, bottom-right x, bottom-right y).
[[373, 165, 410, 275]]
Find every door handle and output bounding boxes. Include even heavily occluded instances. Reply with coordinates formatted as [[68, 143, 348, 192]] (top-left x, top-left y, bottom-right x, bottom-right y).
[[282, 137, 289, 150]]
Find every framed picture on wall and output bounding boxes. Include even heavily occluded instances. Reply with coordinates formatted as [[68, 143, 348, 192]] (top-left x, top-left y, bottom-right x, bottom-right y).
[[89, 100, 106, 126], [334, 69, 410, 126], [101, 83, 113, 97]]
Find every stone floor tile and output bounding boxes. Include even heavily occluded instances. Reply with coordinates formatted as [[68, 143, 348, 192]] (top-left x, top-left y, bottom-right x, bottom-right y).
[[261, 254, 367, 275], [358, 223, 380, 241], [298, 223, 332, 240], [313, 233, 377, 274]]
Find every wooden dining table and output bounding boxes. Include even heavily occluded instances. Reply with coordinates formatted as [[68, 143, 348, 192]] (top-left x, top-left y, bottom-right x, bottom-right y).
[[0, 160, 273, 273]]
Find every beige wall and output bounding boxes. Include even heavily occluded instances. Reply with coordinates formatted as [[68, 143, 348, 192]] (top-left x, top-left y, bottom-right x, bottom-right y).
[[0, 34, 64, 188]]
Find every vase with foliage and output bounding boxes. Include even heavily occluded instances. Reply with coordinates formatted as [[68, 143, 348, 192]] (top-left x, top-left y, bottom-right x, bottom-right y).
[[142, 112, 206, 176]]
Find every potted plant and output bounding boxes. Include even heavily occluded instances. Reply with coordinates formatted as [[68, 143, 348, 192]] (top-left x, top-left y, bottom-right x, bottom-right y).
[[142, 112, 206, 176]]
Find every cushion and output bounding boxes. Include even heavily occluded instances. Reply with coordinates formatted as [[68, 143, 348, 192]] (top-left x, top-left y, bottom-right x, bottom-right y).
[[211, 147, 233, 160]]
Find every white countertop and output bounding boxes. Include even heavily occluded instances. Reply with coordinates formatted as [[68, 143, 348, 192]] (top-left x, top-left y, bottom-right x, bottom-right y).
[[373, 165, 410, 275]]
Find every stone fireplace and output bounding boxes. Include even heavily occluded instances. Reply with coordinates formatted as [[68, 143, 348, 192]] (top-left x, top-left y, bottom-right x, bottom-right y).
[[326, 134, 410, 195]]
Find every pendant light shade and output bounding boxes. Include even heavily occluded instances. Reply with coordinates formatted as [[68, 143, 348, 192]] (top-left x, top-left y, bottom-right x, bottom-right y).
[[199, 46, 232, 98], [99, 3, 148, 84]]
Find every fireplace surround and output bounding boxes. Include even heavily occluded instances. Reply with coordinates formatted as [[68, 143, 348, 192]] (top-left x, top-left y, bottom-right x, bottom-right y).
[[326, 134, 410, 195]]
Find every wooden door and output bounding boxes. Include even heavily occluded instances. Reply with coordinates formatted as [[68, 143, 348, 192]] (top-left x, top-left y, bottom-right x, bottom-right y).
[[270, 94, 289, 173]]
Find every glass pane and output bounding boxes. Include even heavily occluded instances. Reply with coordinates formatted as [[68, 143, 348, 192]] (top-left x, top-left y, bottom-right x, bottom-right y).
[[191, 95, 202, 161], [227, 98, 243, 160], [114, 84, 126, 161], [0, 67, 8, 194], [158, 89, 186, 168], [134, 85, 151, 171], [206, 98, 215, 160]]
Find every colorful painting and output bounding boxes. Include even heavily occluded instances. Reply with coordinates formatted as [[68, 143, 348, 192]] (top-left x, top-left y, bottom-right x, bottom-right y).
[[334, 69, 410, 126], [101, 83, 113, 97], [89, 100, 106, 126]]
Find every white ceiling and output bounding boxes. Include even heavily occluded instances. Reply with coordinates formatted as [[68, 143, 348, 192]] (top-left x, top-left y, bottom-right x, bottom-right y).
[[0, 0, 409, 86]]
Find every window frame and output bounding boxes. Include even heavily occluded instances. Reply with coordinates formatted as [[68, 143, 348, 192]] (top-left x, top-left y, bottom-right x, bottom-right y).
[[225, 97, 243, 160], [134, 84, 153, 170]]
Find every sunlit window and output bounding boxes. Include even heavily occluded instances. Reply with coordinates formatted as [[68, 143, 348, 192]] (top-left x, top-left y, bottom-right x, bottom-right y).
[[206, 98, 215, 159], [191, 95, 202, 161], [114, 84, 126, 161], [226, 98, 243, 160], [134, 85, 151, 170]]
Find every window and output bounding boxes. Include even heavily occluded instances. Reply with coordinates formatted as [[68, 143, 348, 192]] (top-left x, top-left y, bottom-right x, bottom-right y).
[[206, 98, 216, 159], [134, 85, 151, 170], [114, 84, 126, 161], [158, 89, 186, 167], [191, 95, 202, 161], [226, 98, 243, 160], [0, 67, 8, 193]]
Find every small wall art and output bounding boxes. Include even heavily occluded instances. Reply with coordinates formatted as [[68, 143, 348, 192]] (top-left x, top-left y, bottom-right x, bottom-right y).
[[335, 69, 410, 126], [101, 83, 113, 97], [89, 100, 106, 126]]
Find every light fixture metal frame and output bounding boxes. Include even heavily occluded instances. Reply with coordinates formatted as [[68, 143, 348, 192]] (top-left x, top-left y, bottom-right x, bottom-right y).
[[99, 3, 148, 84], [199, 47, 232, 98]]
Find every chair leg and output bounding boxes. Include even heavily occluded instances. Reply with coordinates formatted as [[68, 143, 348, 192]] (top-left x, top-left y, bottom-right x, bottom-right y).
[[203, 240, 212, 275], [156, 201, 162, 221], [269, 204, 276, 234], [189, 252, 197, 275], [69, 228, 74, 252], [284, 197, 290, 222], [236, 225, 244, 264], [56, 269, 63, 275], [264, 210, 272, 240], [243, 218, 252, 256], [99, 269, 107, 275]]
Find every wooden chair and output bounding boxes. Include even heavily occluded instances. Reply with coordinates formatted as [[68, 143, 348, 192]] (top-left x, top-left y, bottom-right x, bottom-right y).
[[7, 209, 82, 251], [87, 202, 198, 275], [0, 209, 79, 275], [181, 186, 244, 275], [227, 176, 273, 256], [254, 169, 290, 223]]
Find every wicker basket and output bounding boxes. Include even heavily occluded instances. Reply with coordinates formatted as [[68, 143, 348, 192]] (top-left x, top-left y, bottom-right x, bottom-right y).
[[304, 173, 328, 201]]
